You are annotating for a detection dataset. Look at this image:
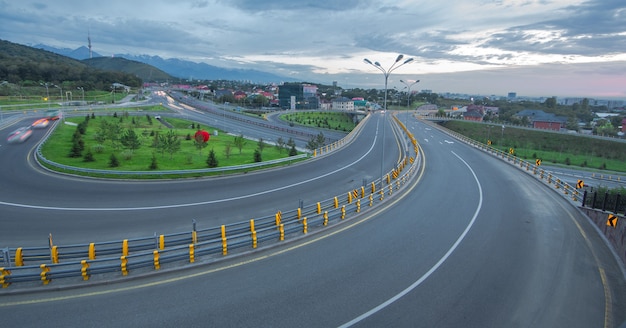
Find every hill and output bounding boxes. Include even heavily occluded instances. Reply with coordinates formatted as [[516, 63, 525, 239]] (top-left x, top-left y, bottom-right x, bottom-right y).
[[83, 57, 174, 82], [0, 39, 141, 90]]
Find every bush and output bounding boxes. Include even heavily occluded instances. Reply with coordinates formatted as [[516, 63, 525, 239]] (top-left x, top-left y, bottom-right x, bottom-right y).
[[92, 144, 106, 154], [83, 151, 95, 162], [120, 150, 133, 161], [254, 149, 262, 162], [109, 154, 119, 167], [149, 154, 158, 170]]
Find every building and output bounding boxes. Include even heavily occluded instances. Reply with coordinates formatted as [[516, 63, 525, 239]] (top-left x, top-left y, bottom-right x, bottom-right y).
[[514, 109, 568, 131], [278, 83, 319, 110], [332, 97, 355, 111]]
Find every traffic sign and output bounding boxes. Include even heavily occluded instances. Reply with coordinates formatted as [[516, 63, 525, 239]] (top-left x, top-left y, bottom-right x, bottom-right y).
[[607, 214, 618, 228], [535, 159, 541, 166], [576, 180, 584, 189], [487, 140, 492, 145], [509, 148, 515, 155]]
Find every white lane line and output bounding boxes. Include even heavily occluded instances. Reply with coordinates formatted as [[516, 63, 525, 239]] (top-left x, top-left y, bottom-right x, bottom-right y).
[[0, 120, 382, 211], [338, 150, 483, 327]]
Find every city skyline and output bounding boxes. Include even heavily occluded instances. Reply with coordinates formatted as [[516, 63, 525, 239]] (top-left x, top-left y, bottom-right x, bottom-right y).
[[2, 0, 625, 99]]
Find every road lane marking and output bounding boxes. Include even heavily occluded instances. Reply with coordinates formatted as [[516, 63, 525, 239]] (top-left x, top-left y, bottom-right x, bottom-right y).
[[338, 151, 483, 327]]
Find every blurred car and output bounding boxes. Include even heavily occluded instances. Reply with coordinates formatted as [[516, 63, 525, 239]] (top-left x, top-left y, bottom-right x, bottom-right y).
[[45, 109, 61, 120], [31, 118, 50, 129], [7, 127, 33, 143]]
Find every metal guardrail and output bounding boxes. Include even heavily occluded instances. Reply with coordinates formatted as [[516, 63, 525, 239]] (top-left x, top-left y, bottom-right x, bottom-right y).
[[0, 113, 421, 289]]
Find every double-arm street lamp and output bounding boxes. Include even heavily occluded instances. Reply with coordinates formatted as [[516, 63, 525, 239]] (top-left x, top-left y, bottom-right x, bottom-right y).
[[400, 79, 420, 109], [363, 54, 414, 186], [40, 82, 51, 110]]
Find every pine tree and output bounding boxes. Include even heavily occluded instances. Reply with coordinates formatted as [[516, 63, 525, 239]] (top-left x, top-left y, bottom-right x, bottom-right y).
[[149, 154, 158, 170], [206, 149, 219, 168], [109, 153, 119, 167], [253, 149, 262, 162]]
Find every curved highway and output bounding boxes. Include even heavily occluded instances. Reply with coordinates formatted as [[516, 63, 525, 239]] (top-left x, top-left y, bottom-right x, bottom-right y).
[[1, 109, 625, 327]]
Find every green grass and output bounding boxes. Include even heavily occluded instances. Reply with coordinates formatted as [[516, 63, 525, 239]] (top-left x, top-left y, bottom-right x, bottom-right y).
[[280, 112, 357, 132], [40, 113, 301, 173], [441, 120, 626, 172]]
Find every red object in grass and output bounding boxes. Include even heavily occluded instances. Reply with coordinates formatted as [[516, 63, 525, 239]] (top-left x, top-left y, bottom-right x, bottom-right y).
[[194, 130, 210, 142]]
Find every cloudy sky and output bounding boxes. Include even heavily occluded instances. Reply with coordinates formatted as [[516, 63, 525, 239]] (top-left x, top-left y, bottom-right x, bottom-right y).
[[2, 0, 626, 99]]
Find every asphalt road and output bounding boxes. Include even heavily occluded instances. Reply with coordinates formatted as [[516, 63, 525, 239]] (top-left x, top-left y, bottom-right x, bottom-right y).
[[1, 111, 625, 327]]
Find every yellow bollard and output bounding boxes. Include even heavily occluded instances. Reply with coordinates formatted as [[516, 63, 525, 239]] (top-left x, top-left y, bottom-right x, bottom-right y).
[[297, 208, 302, 220], [81, 260, 90, 281], [379, 190, 384, 201], [252, 231, 257, 248], [347, 192, 353, 204], [249, 219, 255, 232], [371, 182, 376, 193], [303, 217, 308, 234], [388, 185, 393, 195], [192, 230, 197, 244], [275, 211, 282, 226], [0, 268, 10, 288], [122, 239, 129, 257], [360, 186, 365, 198], [40, 264, 50, 285], [159, 235, 165, 250], [51, 246, 59, 264], [153, 250, 160, 270], [323, 211, 328, 226], [120, 256, 128, 276], [341, 205, 346, 219], [89, 243, 96, 260], [369, 194, 374, 206], [334, 197, 339, 208], [317, 202, 321, 214], [189, 244, 195, 263], [15, 248, 23, 267], [221, 225, 228, 255], [279, 224, 285, 241], [356, 199, 361, 213]]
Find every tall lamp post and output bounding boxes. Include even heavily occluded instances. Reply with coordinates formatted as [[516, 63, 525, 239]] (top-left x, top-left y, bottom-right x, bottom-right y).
[[40, 82, 51, 110], [77, 87, 85, 103], [400, 79, 419, 128], [363, 54, 414, 186], [53, 85, 63, 102]]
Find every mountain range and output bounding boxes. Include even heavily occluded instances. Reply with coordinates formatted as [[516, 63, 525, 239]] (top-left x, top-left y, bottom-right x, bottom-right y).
[[33, 44, 296, 83]]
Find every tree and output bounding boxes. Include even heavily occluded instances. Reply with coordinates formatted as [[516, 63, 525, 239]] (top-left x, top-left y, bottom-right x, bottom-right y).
[[206, 149, 219, 168], [83, 151, 95, 162], [275, 137, 286, 153], [109, 153, 119, 167], [544, 97, 557, 109], [223, 142, 232, 159], [253, 148, 262, 162], [257, 137, 266, 154], [289, 144, 298, 156], [160, 130, 181, 159], [120, 129, 141, 153], [233, 133, 246, 154], [194, 132, 209, 154], [149, 154, 158, 170], [68, 139, 83, 158], [315, 132, 325, 147]]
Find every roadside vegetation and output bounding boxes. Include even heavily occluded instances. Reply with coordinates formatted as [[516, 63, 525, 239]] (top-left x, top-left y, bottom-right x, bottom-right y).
[[440, 120, 626, 172], [280, 111, 358, 132], [40, 112, 301, 175]]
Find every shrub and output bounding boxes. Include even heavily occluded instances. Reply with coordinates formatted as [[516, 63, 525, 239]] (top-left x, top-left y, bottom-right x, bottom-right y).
[[109, 154, 119, 167], [83, 151, 95, 162], [92, 144, 106, 154]]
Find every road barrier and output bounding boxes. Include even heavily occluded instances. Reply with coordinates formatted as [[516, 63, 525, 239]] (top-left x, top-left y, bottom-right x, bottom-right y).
[[0, 113, 422, 289]]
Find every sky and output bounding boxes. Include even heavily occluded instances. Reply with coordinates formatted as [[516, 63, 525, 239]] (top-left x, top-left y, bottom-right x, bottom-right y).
[[1, 0, 626, 99]]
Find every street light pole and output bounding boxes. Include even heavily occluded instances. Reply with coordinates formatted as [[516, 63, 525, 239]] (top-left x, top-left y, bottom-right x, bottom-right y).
[[40, 82, 51, 110], [400, 79, 420, 130], [77, 87, 85, 103], [363, 54, 414, 187]]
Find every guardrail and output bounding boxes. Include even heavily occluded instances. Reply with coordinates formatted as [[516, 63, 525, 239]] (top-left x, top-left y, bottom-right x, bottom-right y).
[[0, 113, 422, 289]]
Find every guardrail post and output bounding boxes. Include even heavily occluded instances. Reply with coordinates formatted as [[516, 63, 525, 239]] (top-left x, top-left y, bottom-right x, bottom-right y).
[[0, 267, 10, 288], [361, 186, 365, 198], [582, 190, 587, 206], [334, 197, 339, 208], [317, 202, 321, 214], [356, 199, 361, 213], [279, 224, 284, 241], [275, 211, 282, 226], [371, 182, 376, 194], [347, 191, 353, 204], [81, 260, 90, 281], [341, 205, 346, 219], [250, 219, 257, 249], [303, 217, 308, 234], [379, 190, 384, 201], [221, 225, 228, 255], [89, 243, 96, 260], [369, 194, 374, 207], [120, 256, 128, 276], [2, 248, 9, 267], [614, 194, 621, 214], [323, 211, 328, 226], [15, 248, 23, 267], [297, 208, 302, 220], [40, 264, 50, 285], [51, 246, 59, 264], [122, 239, 129, 257], [189, 244, 195, 263], [192, 219, 198, 244], [602, 192, 608, 211], [153, 250, 160, 270], [159, 234, 165, 250]]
